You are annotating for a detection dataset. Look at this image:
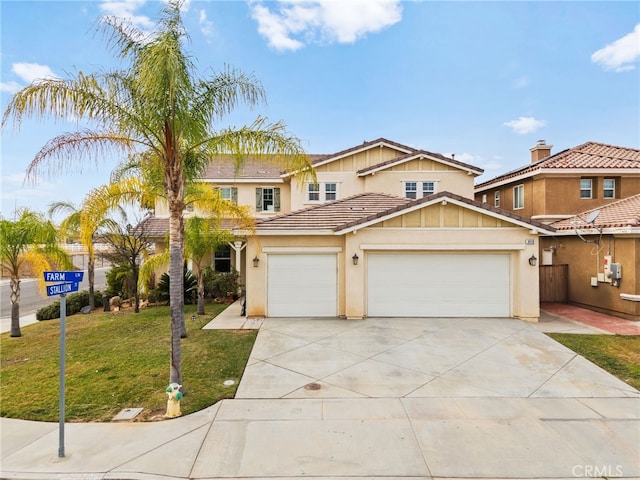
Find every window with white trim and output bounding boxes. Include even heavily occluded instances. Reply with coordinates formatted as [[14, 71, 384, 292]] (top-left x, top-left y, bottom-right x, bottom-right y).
[[214, 244, 231, 273], [580, 179, 592, 199], [219, 186, 238, 204], [308, 183, 320, 201], [325, 183, 337, 201], [306, 182, 338, 202], [603, 178, 615, 199], [422, 181, 435, 197], [513, 184, 524, 209], [494, 191, 500, 208], [404, 182, 418, 199], [404, 181, 437, 199], [256, 187, 280, 212]]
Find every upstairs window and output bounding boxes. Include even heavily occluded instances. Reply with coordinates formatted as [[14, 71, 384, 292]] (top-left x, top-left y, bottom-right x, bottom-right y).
[[219, 186, 238, 204], [580, 179, 592, 199], [513, 185, 524, 209], [494, 191, 500, 208], [603, 178, 615, 199], [404, 181, 436, 199], [308, 183, 320, 201], [404, 182, 418, 199], [256, 187, 280, 212], [422, 181, 435, 197], [325, 183, 337, 201], [306, 182, 338, 202]]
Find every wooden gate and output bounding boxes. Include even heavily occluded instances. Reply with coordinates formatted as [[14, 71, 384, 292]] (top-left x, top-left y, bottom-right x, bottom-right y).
[[539, 264, 568, 303]]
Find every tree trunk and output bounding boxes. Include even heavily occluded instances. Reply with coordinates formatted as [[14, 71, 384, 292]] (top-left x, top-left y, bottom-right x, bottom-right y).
[[9, 277, 21, 337], [132, 264, 140, 313], [168, 205, 184, 386], [197, 269, 205, 315], [88, 256, 95, 310]]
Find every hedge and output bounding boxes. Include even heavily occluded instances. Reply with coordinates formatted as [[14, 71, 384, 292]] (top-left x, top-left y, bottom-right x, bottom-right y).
[[36, 290, 104, 321]]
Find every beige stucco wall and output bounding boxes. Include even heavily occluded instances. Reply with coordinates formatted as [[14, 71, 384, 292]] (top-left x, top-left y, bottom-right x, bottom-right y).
[[540, 234, 639, 320], [246, 205, 541, 321]]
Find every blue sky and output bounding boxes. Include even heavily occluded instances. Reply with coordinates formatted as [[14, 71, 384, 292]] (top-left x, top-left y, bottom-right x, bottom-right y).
[[1, 0, 639, 220]]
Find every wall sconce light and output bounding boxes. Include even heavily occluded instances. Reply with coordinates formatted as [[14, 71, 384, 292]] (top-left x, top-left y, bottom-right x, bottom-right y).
[[352, 253, 359, 265], [528, 254, 537, 266], [253, 256, 260, 267]]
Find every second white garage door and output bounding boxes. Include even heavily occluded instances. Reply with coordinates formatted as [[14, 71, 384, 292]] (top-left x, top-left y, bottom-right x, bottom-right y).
[[367, 253, 510, 317], [267, 254, 337, 317]]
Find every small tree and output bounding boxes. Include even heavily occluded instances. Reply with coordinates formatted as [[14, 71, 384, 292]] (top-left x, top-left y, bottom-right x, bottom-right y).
[[99, 215, 153, 313], [0, 209, 72, 337]]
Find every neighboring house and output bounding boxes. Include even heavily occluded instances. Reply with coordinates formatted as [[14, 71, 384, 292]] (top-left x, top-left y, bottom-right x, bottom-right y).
[[242, 191, 553, 320], [540, 195, 640, 321], [143, 138, 484, 288], [474, 141, 640, 224]]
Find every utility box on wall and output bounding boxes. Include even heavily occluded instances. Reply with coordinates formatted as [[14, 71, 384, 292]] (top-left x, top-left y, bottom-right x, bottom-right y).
[[610, 263, 622, 287]]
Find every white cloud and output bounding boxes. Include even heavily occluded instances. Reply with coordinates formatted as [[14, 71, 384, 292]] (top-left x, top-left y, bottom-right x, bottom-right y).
[[591, 24, 640, 72], [0, 81, 21, 94], [99, 0, 155, 30], [503, 116, 545, 135], [12, 63, 58, 83], [199, 9, 214, 37], [250, 0, 402, 52]]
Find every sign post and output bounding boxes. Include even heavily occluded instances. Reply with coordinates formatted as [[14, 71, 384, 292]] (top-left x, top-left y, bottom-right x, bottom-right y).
[[44, 271, 84, 458], [58, 293, 66, 458]]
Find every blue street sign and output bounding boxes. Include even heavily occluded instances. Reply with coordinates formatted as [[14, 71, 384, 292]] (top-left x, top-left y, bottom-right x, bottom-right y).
[[46, 282, 80, 297], [44, 271, 84, 283]]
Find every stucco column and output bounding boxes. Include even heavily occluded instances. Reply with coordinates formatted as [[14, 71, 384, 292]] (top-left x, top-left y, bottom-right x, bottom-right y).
[[345, 234, 365, 319], [229, 241, 246, 295]]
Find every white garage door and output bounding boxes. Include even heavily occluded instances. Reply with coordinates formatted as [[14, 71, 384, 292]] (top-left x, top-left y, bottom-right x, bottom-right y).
[[367, 253, 510, 317], [267, 254, 337, 317]]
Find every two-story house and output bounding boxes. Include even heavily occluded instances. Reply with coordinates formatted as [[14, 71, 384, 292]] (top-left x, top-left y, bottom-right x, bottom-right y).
[[142, 137, 555, 321], [474, 140, 640, 224], [474, 140, 640, 321]]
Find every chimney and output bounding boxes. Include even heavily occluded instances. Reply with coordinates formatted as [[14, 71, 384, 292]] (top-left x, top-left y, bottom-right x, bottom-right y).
[[529, 139, 552, 163]]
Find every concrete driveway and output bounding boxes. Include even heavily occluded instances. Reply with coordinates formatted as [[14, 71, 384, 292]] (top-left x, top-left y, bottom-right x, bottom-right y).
[[237, 317, 638, 398], [2, 316, 639, 480]]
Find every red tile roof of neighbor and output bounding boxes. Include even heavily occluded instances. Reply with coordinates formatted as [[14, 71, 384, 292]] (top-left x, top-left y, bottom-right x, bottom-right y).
[[475, 141, 640, 190], [255, 191, 554, 233], [550, 194, 640, 231]]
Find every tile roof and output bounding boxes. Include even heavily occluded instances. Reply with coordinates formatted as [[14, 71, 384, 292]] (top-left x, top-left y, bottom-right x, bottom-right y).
[[255, 193, 411, 231], [255, 191, 554, 233], [356, 150, 484, 176], [550, 194, 640, 231], [203, 154, 327, 180], [136, 216, 245, 238], [475, 141, 640, 190]]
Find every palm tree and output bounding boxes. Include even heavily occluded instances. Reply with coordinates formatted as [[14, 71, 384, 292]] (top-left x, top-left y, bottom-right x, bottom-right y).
[[0, 209, 72, 337], [48, 200, 123, 311], [2, 1, 313, 386]]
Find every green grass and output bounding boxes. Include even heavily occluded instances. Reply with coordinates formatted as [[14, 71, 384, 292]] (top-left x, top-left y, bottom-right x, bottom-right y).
[[0, 304, 257, 422], [548, 333, 640, 390]]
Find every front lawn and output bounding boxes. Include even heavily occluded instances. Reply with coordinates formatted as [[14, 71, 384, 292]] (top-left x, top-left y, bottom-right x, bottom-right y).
[[0, 304, 257, 422], [547, 333, 640, 390]]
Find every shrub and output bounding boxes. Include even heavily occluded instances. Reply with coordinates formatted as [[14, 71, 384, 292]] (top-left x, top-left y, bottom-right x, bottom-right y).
[[203, 268, 240, 299], [155, 267, 197, 305], [36, 290, 104, 321]]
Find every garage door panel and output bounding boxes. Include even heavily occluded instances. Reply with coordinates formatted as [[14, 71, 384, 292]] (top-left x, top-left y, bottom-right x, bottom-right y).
[[367, 253, 510, 317], [267, 254, 337, 317]]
